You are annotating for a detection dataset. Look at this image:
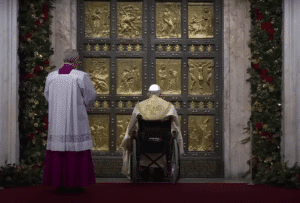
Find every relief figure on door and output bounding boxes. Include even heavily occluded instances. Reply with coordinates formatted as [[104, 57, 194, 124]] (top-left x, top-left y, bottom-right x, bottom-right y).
[[156, 59, 181, 95], [89, 115, 109, 151], [188, 59, 214, 95], [117, 2, 142, 38], [85, 2, 110, 38], [117, 59, 142, 95], [188, 116, 214, 151], [156, 2, 181, 39], [85, 58, 110, 95], [188, 3, 214, 39]]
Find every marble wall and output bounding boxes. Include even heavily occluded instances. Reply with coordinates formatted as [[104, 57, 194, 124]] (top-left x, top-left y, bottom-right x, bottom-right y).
[[282, 0, 300, 167], [0, 0, 19, 167], [49, 0, 252, 179], [49, 0, 77, 71], [223, 0, 251, 179]]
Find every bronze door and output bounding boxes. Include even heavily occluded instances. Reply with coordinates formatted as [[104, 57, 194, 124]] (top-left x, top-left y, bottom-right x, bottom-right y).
[[77, 0, 223, 178]]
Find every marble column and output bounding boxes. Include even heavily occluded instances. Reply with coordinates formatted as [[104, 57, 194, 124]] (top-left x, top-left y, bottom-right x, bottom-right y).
[[0, 0, 19, 167], [223, 0, 251, 179], [49, 0, 77, 71], [282, 0, 300, 167]]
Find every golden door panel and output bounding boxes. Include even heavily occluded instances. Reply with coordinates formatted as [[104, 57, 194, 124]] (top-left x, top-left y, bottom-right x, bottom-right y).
[[188, 2, 214, 39], [85, 1, 110, 38], [117, 2, 143, 39], [156, 59, 181, 95], [117, 58, 142, 95], [89, 115, 109, 151], [116, 115, 132, 151], [188, 59, 214, 95], [188, 116, 214, 152], [85, 58, 110, 95], [156, 2, 181, 39]]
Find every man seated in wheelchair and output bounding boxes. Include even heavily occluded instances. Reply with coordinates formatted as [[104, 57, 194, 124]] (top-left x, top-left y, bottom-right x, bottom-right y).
[[120, 84, 184, 181]]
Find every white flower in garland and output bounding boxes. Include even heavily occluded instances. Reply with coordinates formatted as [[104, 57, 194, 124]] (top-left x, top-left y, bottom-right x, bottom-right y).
[[266, 49, 273, 54]]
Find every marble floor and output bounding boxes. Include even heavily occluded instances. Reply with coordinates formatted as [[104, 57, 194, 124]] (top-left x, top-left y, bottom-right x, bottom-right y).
[[96, 178, 250, 183]]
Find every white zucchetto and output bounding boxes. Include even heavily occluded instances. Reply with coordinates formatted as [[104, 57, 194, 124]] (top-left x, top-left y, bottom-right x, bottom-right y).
[[148, 84, 161, 92]]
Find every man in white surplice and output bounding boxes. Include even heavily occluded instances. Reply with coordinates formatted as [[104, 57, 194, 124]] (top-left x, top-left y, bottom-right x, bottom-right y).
[[44, 50, 97, 151], [120, 84, 184, 178], [43, 49, 97, 192]]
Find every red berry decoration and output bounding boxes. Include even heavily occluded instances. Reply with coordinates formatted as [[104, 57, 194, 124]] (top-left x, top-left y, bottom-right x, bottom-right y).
[[266, 27, 275, 35], [25, 72, 33, 79], [34, 20, 41, 26], [261, 69, 268, 75], [256, 123, 263, 130], [261, 22, 272, 31], [266, 76, 273, 83], [43, 59, 49, 66], [28, 133, 35, 140], [268, 35, 274, 41], [34, 66, 43, 74], [252, 63, 260, 70], [26, 33, 32, 39]]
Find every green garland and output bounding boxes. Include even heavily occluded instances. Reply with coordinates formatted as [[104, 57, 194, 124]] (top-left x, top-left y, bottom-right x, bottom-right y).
[[0, 0, 56, 188], [242, 0, 300, 188]]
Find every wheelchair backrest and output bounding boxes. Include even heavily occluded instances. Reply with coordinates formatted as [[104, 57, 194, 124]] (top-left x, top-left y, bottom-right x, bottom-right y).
[[137, 114, 172, 141], [136, 115, 172, 153]]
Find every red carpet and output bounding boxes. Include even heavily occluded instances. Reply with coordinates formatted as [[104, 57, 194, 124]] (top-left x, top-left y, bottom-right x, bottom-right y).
[[1, 183, 300, 203]]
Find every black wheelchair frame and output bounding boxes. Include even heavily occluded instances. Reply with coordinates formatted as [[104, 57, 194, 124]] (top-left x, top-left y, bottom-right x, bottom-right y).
[[130, 115, 180, 183]]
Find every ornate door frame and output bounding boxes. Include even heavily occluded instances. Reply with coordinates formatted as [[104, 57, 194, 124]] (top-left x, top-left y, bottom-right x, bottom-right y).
[[77, 0, 223, 178]]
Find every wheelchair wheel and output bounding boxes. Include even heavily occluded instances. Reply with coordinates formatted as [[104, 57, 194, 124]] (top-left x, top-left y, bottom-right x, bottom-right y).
[[169, 139, 179, 183], [131, 139, 138, 183]]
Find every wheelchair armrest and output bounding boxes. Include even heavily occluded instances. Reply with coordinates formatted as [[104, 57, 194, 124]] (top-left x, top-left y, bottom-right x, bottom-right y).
[[137, 114, 142, 120], [132, 131, 137, 139], [172, 130, 177, 139]]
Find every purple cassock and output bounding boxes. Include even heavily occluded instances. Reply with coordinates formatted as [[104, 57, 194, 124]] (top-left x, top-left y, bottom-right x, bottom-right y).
[[42, 64, 97, 189]]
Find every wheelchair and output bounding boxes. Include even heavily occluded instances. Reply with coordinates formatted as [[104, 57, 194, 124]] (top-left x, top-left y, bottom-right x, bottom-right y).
[[130, 114, 180, 183]]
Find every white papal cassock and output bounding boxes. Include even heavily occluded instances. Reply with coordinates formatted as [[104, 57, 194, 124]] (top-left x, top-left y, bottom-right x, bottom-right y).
[[120, 94, 184, 177], [44, 68, 97, 151]]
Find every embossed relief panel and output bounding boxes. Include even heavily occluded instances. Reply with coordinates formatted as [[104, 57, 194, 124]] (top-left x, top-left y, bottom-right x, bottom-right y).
[[188, 59, 214, 95], [156, 59, 181, 95], [117, 2, 143, 38], [156, 2, 181, 39], [78, 0, 223, 178], [188, 116, 214, 152], [116, 115, 132, 151], [89, 115, 110, 151], [85, 1, 110, 38], [84, 58, 110, 95], [117, 59, 142, 95], [188, 2, 214, 39]]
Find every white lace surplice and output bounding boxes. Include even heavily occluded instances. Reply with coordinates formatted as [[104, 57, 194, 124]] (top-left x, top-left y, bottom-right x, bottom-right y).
[[44, 69, 97, 151]]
